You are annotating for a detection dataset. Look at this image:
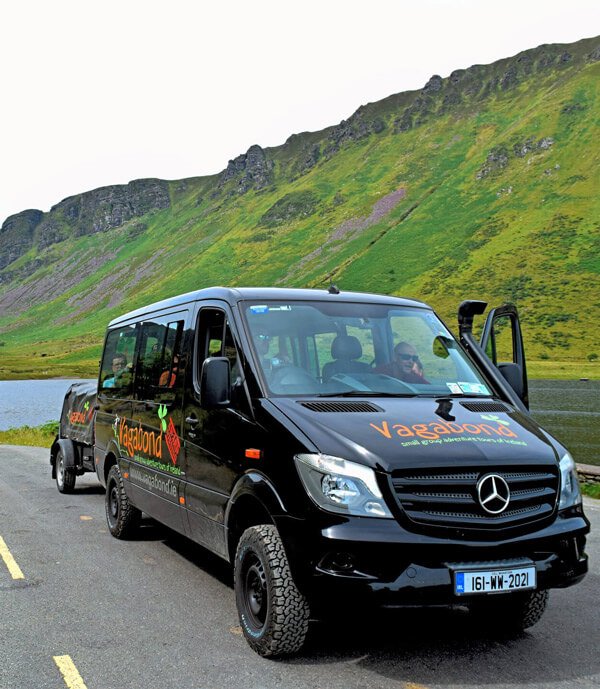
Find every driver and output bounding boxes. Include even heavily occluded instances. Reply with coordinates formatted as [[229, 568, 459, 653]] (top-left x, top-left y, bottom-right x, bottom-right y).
[[376, 342, 430, 384], [253, 332, 273, 371], [254, 331, 291, 372]]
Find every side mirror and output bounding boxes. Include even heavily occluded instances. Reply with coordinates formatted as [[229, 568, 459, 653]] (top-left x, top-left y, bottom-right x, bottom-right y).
[[200, 357, 231, 409], [432, 335, 451, 359], [497, 363, 524, 400]]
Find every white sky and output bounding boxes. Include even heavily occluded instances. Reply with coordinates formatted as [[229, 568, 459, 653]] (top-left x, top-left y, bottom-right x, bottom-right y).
[[1, 0, 598, 224]]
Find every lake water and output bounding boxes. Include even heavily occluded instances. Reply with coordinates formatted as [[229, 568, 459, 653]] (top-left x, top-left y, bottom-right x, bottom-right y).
[[0, 379, 95, 430], [0, 378, 598, 465]]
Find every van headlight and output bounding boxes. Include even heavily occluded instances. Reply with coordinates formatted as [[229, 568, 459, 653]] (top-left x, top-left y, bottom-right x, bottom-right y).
[[294, 453, 393, 518], [559, 452, 582, 510]]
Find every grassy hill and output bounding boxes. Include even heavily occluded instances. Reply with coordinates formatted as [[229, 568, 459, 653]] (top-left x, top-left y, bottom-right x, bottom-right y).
[[1, 36, 599, 380]]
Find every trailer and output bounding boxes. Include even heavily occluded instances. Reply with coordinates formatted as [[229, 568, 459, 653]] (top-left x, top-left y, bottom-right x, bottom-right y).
[[50, 381, 98, 493]]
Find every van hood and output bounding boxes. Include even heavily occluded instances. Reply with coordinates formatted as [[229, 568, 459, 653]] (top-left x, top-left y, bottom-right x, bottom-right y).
[[266, 397, 558, 472]]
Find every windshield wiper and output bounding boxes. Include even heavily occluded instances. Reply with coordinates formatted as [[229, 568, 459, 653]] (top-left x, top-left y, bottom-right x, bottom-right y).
[[315, 391, 418, 398]]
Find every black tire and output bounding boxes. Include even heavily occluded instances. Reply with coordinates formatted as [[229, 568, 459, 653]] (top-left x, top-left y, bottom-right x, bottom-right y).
[[55, 449, 76, 494], [234, 524, 310, 657], [105, 464, 141, 539], [470, 589, 549, 633]]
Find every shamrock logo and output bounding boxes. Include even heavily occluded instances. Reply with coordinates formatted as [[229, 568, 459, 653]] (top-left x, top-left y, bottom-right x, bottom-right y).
[[84, 401, 90, 411], [157, 404, 168, 432], [113, 415, 120, 438], [481, 413, 510, 427]]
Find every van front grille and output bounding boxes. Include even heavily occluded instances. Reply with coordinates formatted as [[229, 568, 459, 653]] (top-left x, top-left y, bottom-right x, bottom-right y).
[[390, 465, 559, 533]]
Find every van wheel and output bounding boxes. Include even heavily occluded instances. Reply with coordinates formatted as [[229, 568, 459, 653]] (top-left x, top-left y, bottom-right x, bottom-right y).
[[105, 465, 141, 539], [470, 589, 549, 633], [234, 524, 310, 657], [55, 450, 76, 493]]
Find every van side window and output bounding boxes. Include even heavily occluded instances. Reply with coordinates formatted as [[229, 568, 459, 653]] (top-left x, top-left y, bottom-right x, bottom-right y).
[[100, 325, 137, 396], [137, 316, 185, 401], [197, 308, 246, 410]]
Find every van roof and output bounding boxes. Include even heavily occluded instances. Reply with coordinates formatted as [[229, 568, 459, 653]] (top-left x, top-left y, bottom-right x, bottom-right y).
[[108, 287, 430, 326]]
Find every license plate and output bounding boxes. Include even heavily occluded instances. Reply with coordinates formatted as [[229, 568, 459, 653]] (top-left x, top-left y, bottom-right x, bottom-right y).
[[454, 566, 536, 595]]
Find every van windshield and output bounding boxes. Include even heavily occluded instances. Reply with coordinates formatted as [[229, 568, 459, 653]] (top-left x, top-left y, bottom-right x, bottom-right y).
[[242, 301, 493, 398]]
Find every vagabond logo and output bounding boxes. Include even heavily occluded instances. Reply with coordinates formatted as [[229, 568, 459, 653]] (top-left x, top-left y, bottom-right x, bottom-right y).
[[114, 412, 181, 465], [69, 401, 94, 426], [370, 418, 518, 441], [119, 417, 163, 460], [69, 410, 87, 425]]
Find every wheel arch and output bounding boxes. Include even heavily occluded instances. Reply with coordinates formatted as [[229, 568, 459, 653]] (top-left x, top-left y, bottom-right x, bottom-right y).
[[51, 439, 77, 479], [50, 435, 60, 478], [225, 472, 286, 563], [103, 450, 118, 484]]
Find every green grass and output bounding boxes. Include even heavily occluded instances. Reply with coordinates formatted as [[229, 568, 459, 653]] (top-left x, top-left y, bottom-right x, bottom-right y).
[[527, 360, 599, 380], [0, 421, 58, 447], [581, 483, 600, 500]]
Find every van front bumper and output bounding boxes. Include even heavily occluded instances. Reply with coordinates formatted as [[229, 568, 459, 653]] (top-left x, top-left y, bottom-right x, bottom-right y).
[[276, 508, 589, 605]]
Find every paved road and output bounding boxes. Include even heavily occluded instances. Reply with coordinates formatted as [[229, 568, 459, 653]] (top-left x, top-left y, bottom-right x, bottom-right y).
[[0, 445, 598, 689]]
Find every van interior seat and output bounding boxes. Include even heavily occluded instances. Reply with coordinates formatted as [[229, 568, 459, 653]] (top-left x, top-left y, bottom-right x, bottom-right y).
[[322, 334, 371, 381]]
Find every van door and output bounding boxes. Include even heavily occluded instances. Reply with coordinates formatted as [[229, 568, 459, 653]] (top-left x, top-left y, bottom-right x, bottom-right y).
[[479, 304, 529, 409], [127, 312, 188, 534], [96, 323, 138, 483], [182, 303, 256, 558]]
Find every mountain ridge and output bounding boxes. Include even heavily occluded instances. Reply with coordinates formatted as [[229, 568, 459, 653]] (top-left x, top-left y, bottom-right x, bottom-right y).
[[1, 35, 599, 378]]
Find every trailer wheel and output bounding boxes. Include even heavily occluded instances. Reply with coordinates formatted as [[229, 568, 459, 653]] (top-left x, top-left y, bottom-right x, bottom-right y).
[[234, 524, 310, 657], [470, 589, 549, 633], [55, 449, 76, 493], [105, 465, 141, 538]]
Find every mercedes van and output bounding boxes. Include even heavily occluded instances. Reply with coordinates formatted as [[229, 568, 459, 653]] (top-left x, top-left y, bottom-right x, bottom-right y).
[[93, 287, 589, 656]]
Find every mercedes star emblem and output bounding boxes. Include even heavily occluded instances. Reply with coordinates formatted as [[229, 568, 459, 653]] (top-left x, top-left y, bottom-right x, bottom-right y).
[[477, 473, 511, 514]]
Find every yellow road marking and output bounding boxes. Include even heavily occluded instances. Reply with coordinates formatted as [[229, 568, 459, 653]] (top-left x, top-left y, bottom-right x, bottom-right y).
[[0, 535, 24, 579], [79, 516, 93, 521], [53, 655, 89, 689], [404, 683, 429, 689]]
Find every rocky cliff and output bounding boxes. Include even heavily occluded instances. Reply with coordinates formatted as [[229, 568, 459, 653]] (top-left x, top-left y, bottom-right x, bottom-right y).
[[0, 178, 169, 270]]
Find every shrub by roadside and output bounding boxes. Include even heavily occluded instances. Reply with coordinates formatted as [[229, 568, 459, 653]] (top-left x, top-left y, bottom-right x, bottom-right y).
[[0, 421, 58, 447], [581, 483, 600, 500]]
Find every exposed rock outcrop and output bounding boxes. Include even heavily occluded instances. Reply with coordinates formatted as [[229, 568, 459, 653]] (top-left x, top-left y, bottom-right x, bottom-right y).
[[476, 136, 554, 179], [219, 144, 274, 193], [0, 179, 169, 271], [393, 41, 593, 135], [0, 209, 43, 270], [588, 45, 600, 61], [46, 178, 170, 236], [324, 107, 386, 156]]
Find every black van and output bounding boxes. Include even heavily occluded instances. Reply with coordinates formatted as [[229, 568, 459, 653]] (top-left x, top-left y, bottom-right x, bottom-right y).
[[93, 287, 589, 656]]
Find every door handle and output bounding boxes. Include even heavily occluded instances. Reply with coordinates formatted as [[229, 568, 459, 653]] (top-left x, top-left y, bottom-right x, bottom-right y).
[[185, 416, 199, 427]]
